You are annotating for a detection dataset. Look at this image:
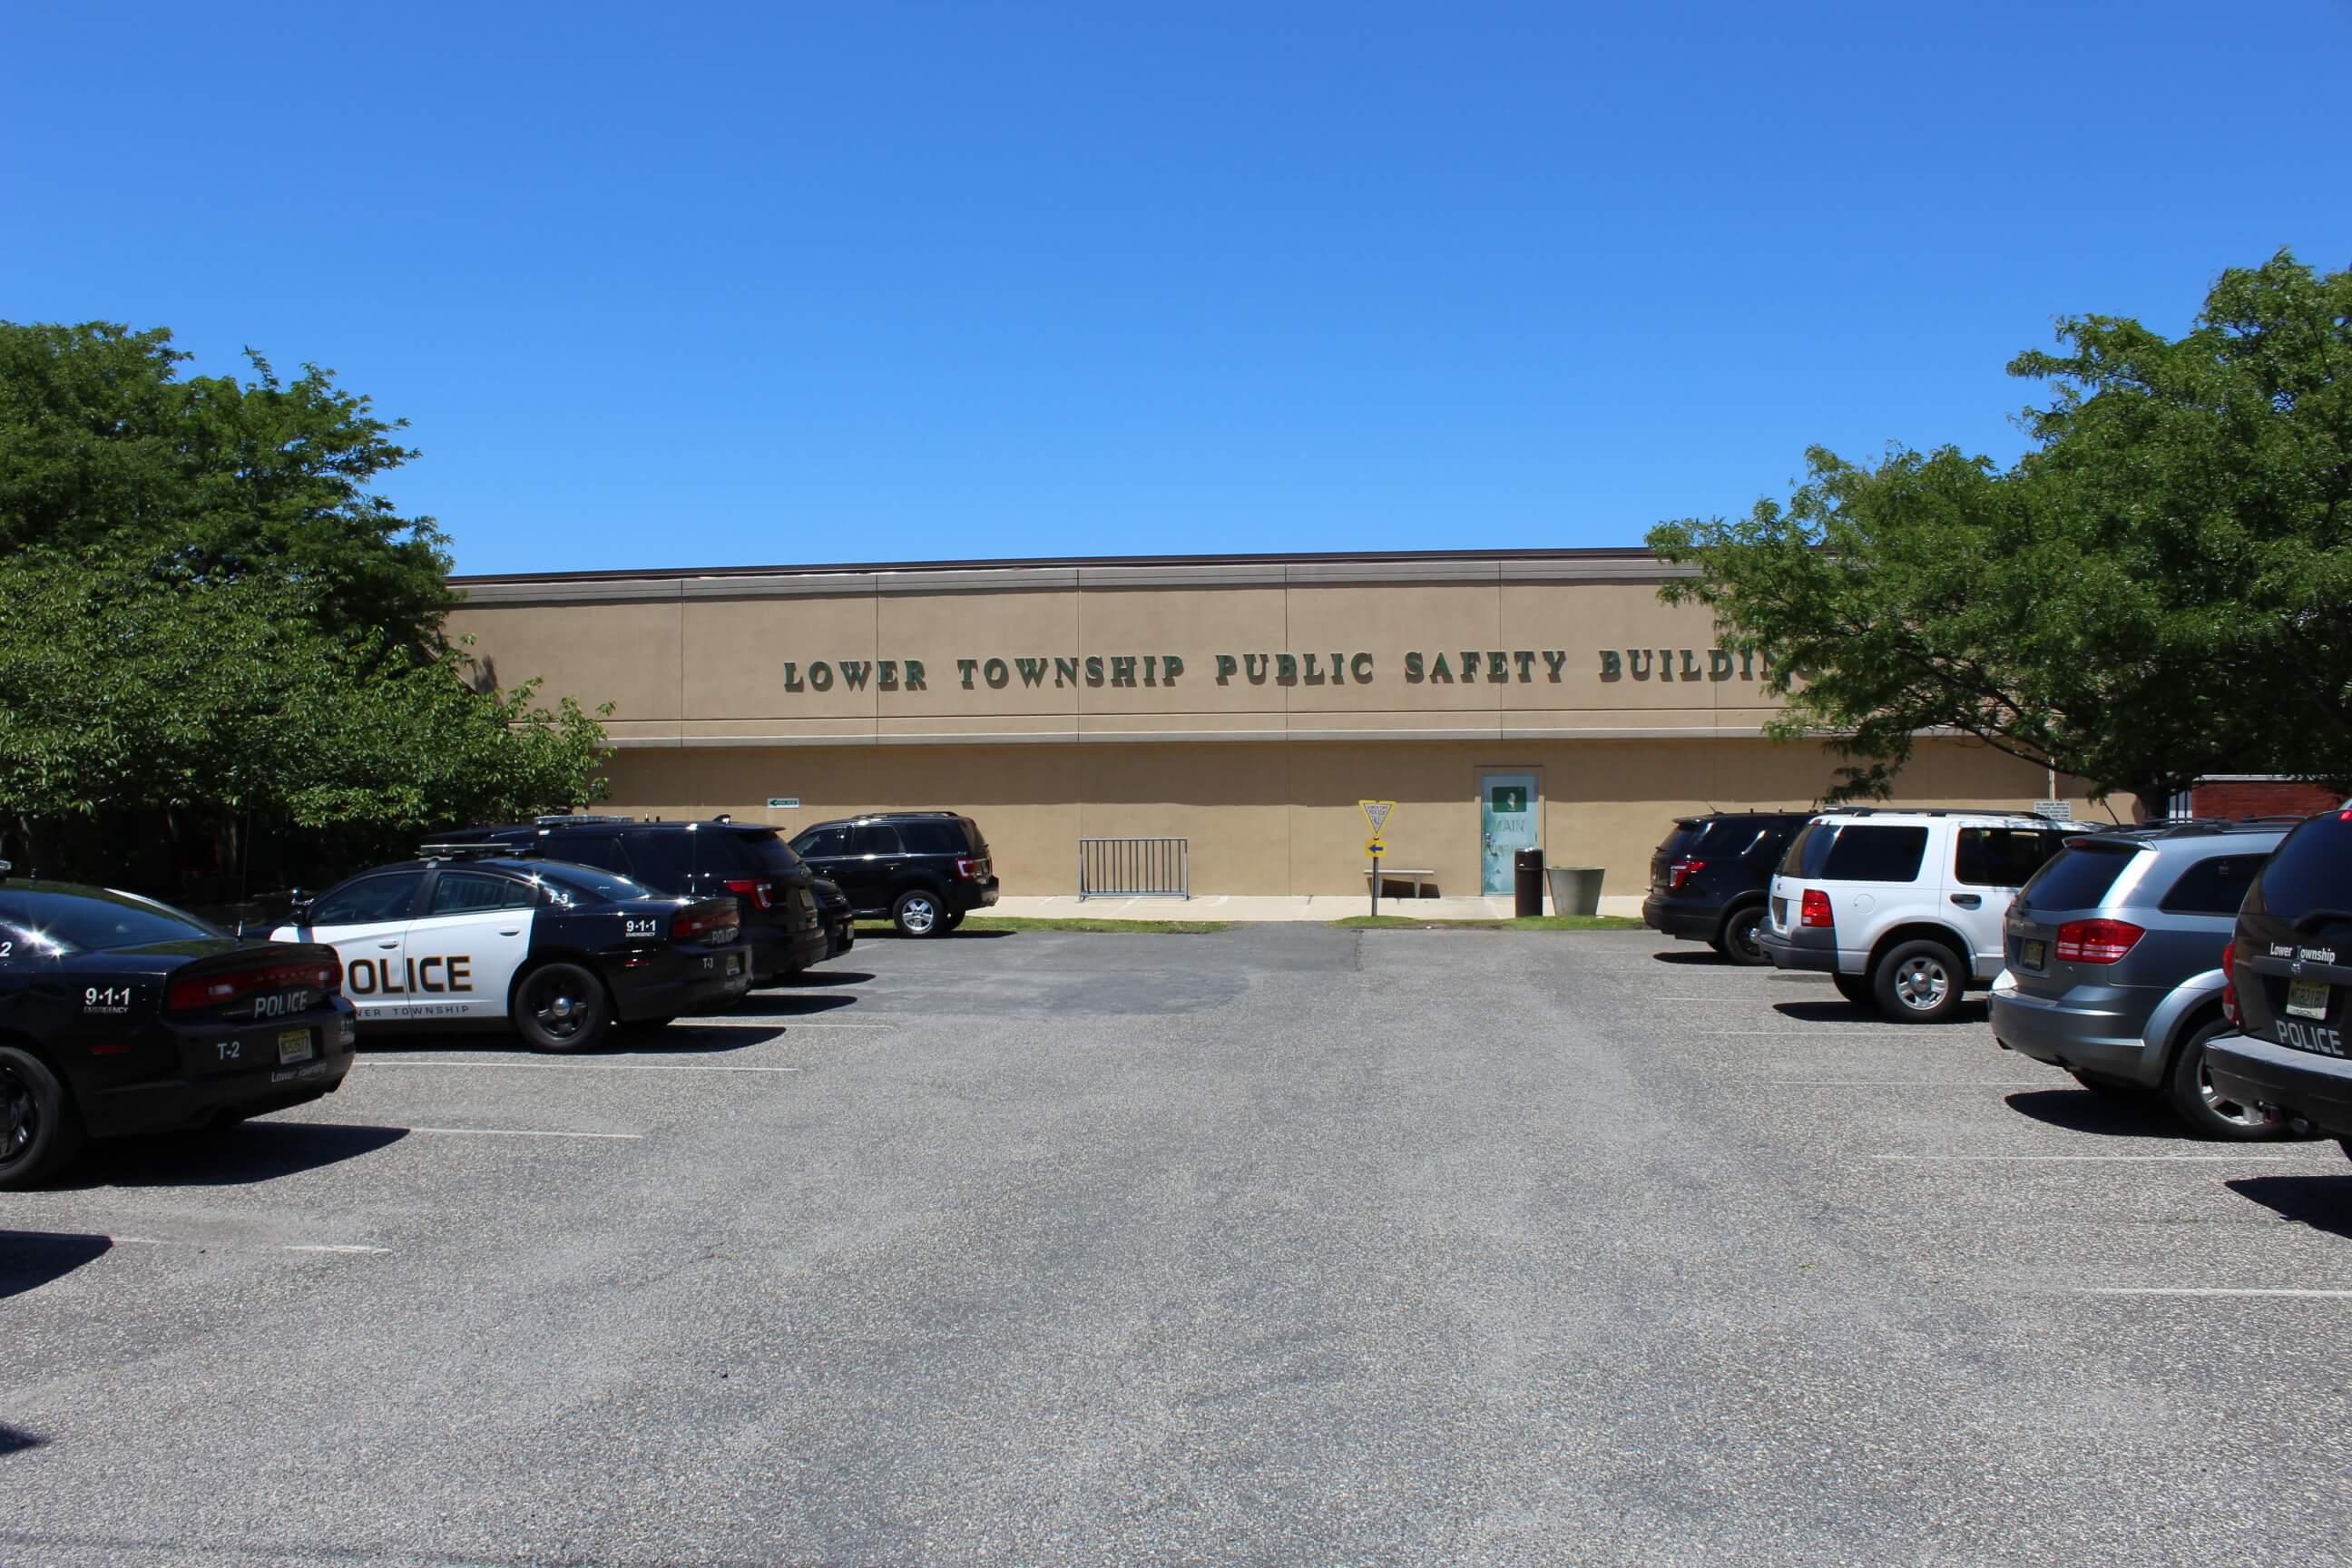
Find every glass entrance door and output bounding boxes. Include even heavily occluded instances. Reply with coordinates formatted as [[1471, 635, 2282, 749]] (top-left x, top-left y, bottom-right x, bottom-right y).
[[1480, 772, 1539, 895]]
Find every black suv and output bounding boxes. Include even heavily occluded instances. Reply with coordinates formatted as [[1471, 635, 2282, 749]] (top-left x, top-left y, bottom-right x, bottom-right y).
[[2205, 807, 2352, 1153], [790, 813, 998, 937], [1642, 812, 1810, 964], [436, 817, 828, 985]]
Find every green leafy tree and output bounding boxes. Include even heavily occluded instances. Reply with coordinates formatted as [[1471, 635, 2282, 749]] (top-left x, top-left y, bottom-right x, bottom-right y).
[[0, 323, 610, 893], [1648, 251, 2352, 809]]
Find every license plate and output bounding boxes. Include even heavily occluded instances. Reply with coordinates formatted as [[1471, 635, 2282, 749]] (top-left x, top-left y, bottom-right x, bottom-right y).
[[725, 952, 742, 976], [2021, 939, 2046, 968], [2288, 979, 2332, 1021], [278, 1028, 315, 1064]]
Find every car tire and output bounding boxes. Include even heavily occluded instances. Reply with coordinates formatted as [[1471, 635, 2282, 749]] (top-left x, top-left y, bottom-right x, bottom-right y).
[[1831, 972, 1875, 1009], [2166, 1016, 2284, 1141], [1715, 905, 1769, 965], [1872, 939, 1965, 1024], [0, 1044, 85, 1191], [892, 888, 947, 938], [513, 962, 614, 1054]]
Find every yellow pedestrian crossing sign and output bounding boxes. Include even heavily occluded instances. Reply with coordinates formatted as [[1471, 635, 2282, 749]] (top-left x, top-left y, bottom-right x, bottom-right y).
[[1359, 799, 1396, 836]]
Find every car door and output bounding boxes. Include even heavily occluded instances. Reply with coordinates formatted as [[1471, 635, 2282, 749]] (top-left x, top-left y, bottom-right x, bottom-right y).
[[790, 825, 853, 891], [403, 870, 539, 1021], [848, 822, 907, 909], [284, 871, 426, 1024], [1947, 827, 2062, 972]]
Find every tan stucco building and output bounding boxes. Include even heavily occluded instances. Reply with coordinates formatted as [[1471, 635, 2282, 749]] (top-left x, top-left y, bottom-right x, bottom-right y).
[[446, 550, 2112, 902]]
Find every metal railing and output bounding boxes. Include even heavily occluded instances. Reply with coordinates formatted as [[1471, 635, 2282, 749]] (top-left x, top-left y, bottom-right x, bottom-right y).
[[1078, 838, 1190, 899]]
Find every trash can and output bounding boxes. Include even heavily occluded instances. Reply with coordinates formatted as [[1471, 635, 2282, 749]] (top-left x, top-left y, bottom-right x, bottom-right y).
[[1513, 848, 1545, 918], [1547, 866, 1604, 917]]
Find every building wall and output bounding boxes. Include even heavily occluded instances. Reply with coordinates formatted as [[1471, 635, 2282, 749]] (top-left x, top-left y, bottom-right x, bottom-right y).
[[448, 554, 2124, 898]]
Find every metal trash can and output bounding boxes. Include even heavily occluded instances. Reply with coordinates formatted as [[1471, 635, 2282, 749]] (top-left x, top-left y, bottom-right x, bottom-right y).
[[1513, 848, 1545, 918], [1547, 866, 1604, 917]]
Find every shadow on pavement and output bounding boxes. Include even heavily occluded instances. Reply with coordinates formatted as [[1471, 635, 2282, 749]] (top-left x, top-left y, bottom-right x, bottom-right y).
[[1772, 997, 1992, 1026], [2002, 1088, 2185, 1139], [855, 927, 1014, 940], [720, 992, 858, 1018], [0, 1421, 43, 1455], [630, 1024, 785, 1050], [771, 969, 875, 988], [2225, 1175, 2352, 1239], [1651, 949, 1730, 965], [0, 1230, 113, 1301], [72, 1122, 410, 1189]]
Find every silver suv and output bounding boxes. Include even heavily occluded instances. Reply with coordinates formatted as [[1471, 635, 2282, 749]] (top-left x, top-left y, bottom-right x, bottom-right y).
[[1758, 809, 2073, 1023], [1989, 819, 2291, 1138]]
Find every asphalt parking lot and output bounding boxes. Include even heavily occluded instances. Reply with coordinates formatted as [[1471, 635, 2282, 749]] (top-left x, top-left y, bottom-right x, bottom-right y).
[[6, 926, 2352, 1566]]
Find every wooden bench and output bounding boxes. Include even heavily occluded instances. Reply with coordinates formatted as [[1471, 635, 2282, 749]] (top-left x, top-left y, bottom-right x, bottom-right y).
[[1364, 867, 1437, 899]]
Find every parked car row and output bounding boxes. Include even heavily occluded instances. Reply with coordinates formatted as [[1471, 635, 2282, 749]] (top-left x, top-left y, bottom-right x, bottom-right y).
[[1647, 802, 2352, 1152], [0, 808, 1001, 1189]]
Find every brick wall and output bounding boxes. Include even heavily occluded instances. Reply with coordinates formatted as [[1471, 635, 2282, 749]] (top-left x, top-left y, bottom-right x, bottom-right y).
[[2189, 779, 2343, 820]]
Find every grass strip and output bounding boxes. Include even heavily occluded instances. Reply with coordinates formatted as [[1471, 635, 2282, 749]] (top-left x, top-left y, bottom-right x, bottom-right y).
[[1329, 914, 1646, 931], [856, 916, 1231, 935]]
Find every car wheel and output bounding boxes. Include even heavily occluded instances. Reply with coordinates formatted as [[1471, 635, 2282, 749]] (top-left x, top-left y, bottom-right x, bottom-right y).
[[1831, 972, 1875, 1008], [0, 1044, 84, 1191], [892, 888, 946, 938], [1715, 906, 1769, 965], [1872, 939, 1965, 1024], [514, 963, 613, 1054], [2166, 1016, 2284, 1141]]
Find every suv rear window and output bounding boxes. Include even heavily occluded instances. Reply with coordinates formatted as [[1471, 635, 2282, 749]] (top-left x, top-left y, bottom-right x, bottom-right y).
[[1787, 822, 1929, 883], [2019, 841, 2140, 912], [2250, 811, 2352, 926], [730, 829, 805, 875]]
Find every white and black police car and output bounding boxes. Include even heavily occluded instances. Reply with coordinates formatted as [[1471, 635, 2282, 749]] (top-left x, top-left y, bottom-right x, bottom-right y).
[[273, 846, 752, 1052]]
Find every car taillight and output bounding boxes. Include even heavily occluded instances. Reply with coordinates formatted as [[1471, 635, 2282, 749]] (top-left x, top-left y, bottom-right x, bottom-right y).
[[671, 903, 736, 942], [1799, 888, 1833, 928], [1668, 858, 1705, 892], [165, 958, 339, 1013], [722, 877, 774, 910], [2054, 918, 2145, 965], [954, 858, 981, 880], [2220, 940, 2238, 1024]]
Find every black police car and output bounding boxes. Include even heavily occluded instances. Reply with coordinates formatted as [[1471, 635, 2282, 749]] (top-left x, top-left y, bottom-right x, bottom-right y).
[[0, 867, 358, 1189], [274, 848, 751, 1052], [813, 876, 856, 959], [790, 812, 998, 937], [435, 817, 828, 985], [2204, 807, 2352, 1153], [1642, 811, 1811, 964]]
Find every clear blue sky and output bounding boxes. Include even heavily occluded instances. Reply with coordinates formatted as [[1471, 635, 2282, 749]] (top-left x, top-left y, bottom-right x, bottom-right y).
[[5, 3, 2347, 576]]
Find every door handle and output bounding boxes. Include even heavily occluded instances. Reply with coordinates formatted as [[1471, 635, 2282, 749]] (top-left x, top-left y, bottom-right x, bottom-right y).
[[497, 928, 522, 936], [1949, 894, 1982, 909], [377, 940, 400, 948]]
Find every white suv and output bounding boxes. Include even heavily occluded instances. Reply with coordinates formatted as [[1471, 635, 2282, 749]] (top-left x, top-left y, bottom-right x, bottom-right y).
[[1757, 809, 2073, 1022]]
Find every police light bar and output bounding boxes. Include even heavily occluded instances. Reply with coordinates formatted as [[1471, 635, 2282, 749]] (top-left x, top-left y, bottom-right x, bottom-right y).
[[417, 841, 542, 861]]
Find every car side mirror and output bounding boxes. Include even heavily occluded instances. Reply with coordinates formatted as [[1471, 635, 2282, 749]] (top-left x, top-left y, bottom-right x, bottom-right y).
[[287, 888, 313, 923]]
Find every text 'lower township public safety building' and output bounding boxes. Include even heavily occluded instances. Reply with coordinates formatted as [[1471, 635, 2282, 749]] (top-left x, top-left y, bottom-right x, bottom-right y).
[[446, 549, 2101, 902]]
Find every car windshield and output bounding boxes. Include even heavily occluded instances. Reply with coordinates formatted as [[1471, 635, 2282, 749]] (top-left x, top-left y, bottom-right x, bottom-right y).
[[537, 865, 662, 905], [2251, 811, 2352, 926], [0, 887, 221, 954]]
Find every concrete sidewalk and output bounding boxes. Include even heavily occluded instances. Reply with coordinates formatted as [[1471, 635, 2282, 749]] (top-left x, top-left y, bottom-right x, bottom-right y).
[[983, 893, 1646, 922]]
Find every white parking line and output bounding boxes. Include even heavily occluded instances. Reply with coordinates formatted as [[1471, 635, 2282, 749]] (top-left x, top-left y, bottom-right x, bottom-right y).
[[2070, 1288, 2352, 1298], [354, 1061, 801, 1073], [405, 1126, 643, 1141], [112, 1236, 391, 1256], [1760, 1081, 2052, 1087], [698, 1019, 894, 1029], [1871, 1152, 2302, 1162]]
